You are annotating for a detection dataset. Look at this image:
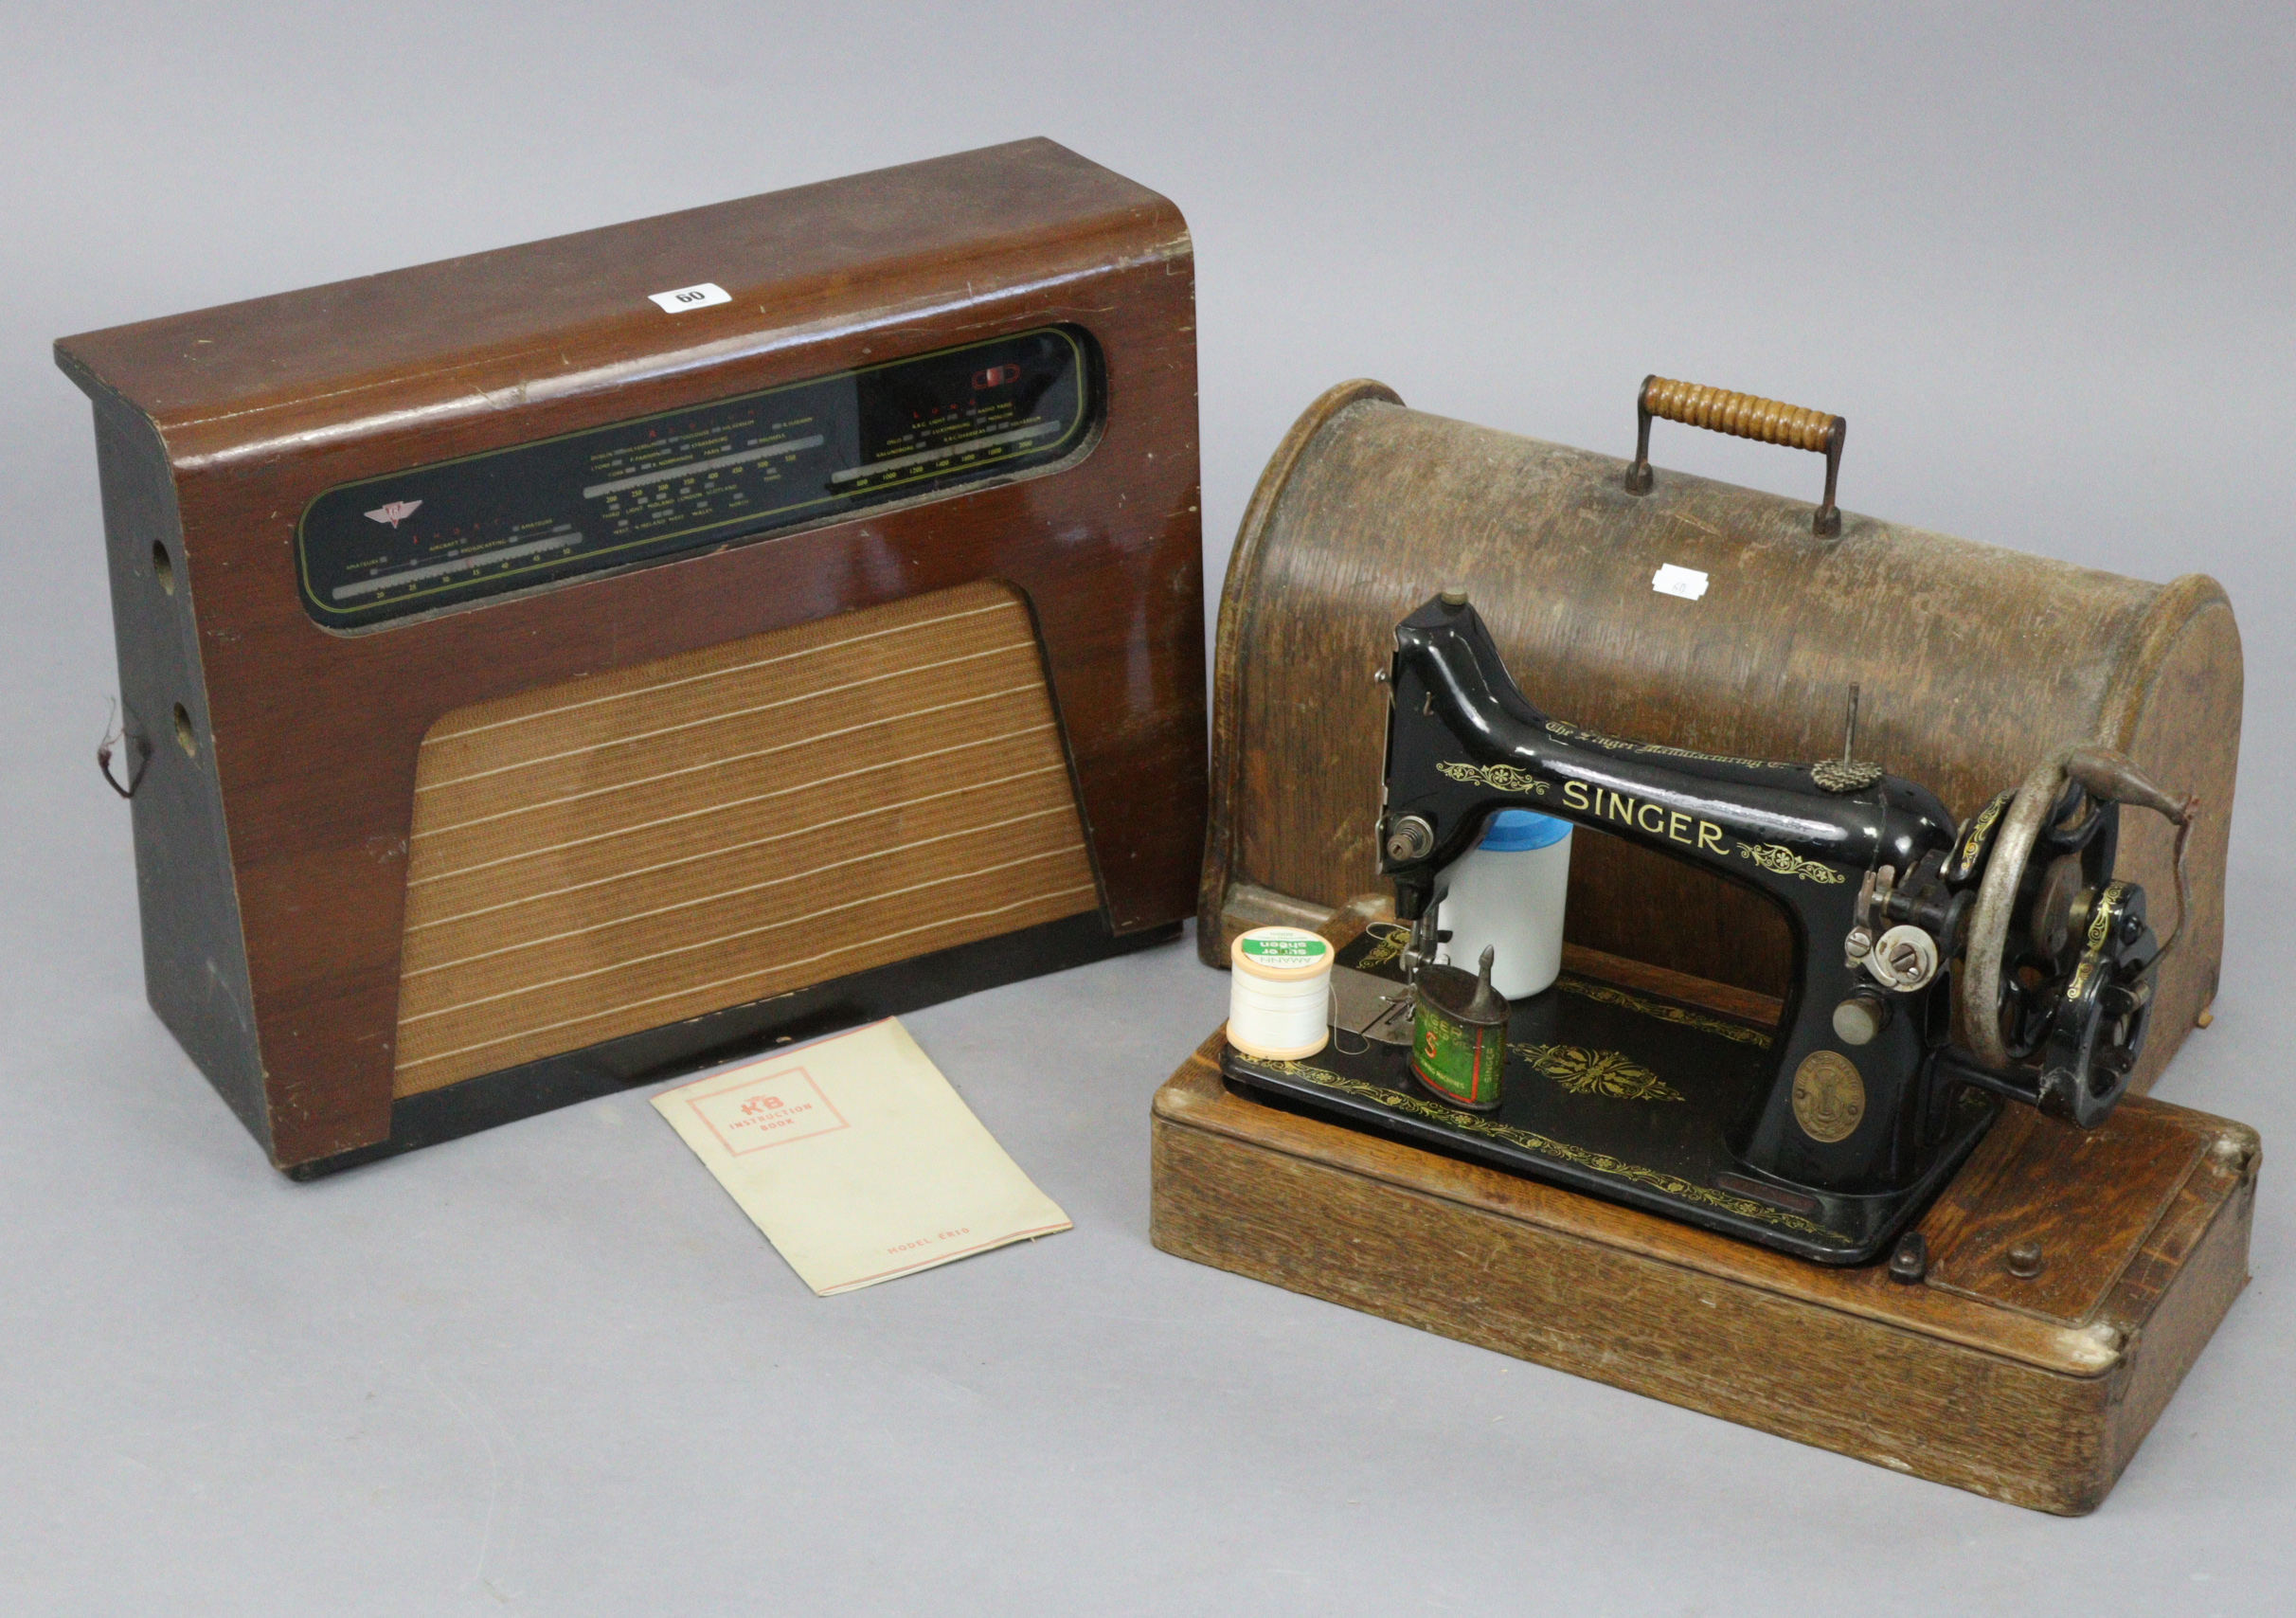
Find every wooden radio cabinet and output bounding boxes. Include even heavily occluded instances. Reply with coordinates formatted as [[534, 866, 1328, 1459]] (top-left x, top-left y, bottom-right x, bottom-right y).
[[58, 139, 1204, 1174]]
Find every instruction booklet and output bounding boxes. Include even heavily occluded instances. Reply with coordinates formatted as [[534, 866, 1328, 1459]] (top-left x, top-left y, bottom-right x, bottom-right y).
[[652, 1017, 1070, 1294]]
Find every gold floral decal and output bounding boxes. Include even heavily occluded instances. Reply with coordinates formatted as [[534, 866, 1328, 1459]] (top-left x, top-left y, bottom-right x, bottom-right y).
[[1251, 1059, 1828, 1235], [2064, 879, 2133, 1006], [1356, 924, 1409, 971], [2085, 881, 2129, 954], [1736, 842, 1846, 885], [1543, 719, 1785, 772], [1437, 761, 1549, 796], [1553, 976, 1773, 1049], [1517, 1043, 1684, 1102], [1952, 790, 2014, 875]]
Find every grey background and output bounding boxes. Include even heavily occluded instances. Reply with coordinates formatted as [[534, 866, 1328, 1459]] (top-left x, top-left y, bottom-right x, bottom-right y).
[[3, 4, 2288, 1612]]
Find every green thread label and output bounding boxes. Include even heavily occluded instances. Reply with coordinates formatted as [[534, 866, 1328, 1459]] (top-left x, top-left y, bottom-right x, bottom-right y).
[[1240, 935, 1330, 962]]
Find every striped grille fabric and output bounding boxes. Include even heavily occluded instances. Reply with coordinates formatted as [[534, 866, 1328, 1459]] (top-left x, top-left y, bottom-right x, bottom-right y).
[[391, 582, 1099, 1096]]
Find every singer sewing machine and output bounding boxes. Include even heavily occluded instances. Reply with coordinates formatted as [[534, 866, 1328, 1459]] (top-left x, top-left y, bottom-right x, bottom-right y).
[[1218, 590, 2197, 1265], [1161, 380, 2252, 1512]]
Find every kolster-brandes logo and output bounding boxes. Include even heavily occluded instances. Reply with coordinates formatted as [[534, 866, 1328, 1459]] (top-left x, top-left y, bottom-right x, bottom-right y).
[[365, 500, 422, 528]]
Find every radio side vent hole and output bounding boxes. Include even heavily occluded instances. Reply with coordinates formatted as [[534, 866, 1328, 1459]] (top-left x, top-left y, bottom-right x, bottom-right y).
[[152, 541, 175, 595], [173, 703, 196, 757]]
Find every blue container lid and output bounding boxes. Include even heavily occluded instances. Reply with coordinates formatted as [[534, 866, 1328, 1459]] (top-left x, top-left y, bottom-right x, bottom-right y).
[[1480, 809, 1570, 852]]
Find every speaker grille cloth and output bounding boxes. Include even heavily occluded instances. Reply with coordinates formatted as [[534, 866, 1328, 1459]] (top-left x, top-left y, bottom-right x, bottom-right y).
[[391, 582, 1099, 1096]]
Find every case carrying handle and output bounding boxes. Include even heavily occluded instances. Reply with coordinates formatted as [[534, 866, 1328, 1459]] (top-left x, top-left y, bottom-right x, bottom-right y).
[[1623, 375, 1846, 536]]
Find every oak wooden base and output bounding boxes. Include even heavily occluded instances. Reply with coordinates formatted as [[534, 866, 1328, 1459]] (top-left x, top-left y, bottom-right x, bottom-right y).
[[1151, 996, 2257, 1514]]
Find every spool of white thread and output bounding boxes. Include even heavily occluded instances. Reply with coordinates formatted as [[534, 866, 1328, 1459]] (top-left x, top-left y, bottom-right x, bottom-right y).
[[1227, 926, 1335, 1060]]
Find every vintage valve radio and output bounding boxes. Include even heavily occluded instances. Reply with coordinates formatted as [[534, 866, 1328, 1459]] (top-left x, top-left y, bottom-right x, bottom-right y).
[[58, 139, 1205, 1175]]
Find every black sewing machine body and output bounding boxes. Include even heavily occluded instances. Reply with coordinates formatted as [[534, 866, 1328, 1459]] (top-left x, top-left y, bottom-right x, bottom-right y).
[[1221, 593, 2181, 1264]]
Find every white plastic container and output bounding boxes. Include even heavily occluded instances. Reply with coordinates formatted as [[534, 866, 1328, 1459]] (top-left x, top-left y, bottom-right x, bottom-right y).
[[1436, 810, 1571, 999]]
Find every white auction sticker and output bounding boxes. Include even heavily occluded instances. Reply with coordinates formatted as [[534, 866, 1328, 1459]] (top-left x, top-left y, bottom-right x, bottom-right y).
[[648, 281, 730, 314], [1652, 563, 1710, 601]]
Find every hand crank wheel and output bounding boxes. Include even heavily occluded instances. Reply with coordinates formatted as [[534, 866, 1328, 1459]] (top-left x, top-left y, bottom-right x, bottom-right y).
[[1964, 745, 2194, 1080]]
